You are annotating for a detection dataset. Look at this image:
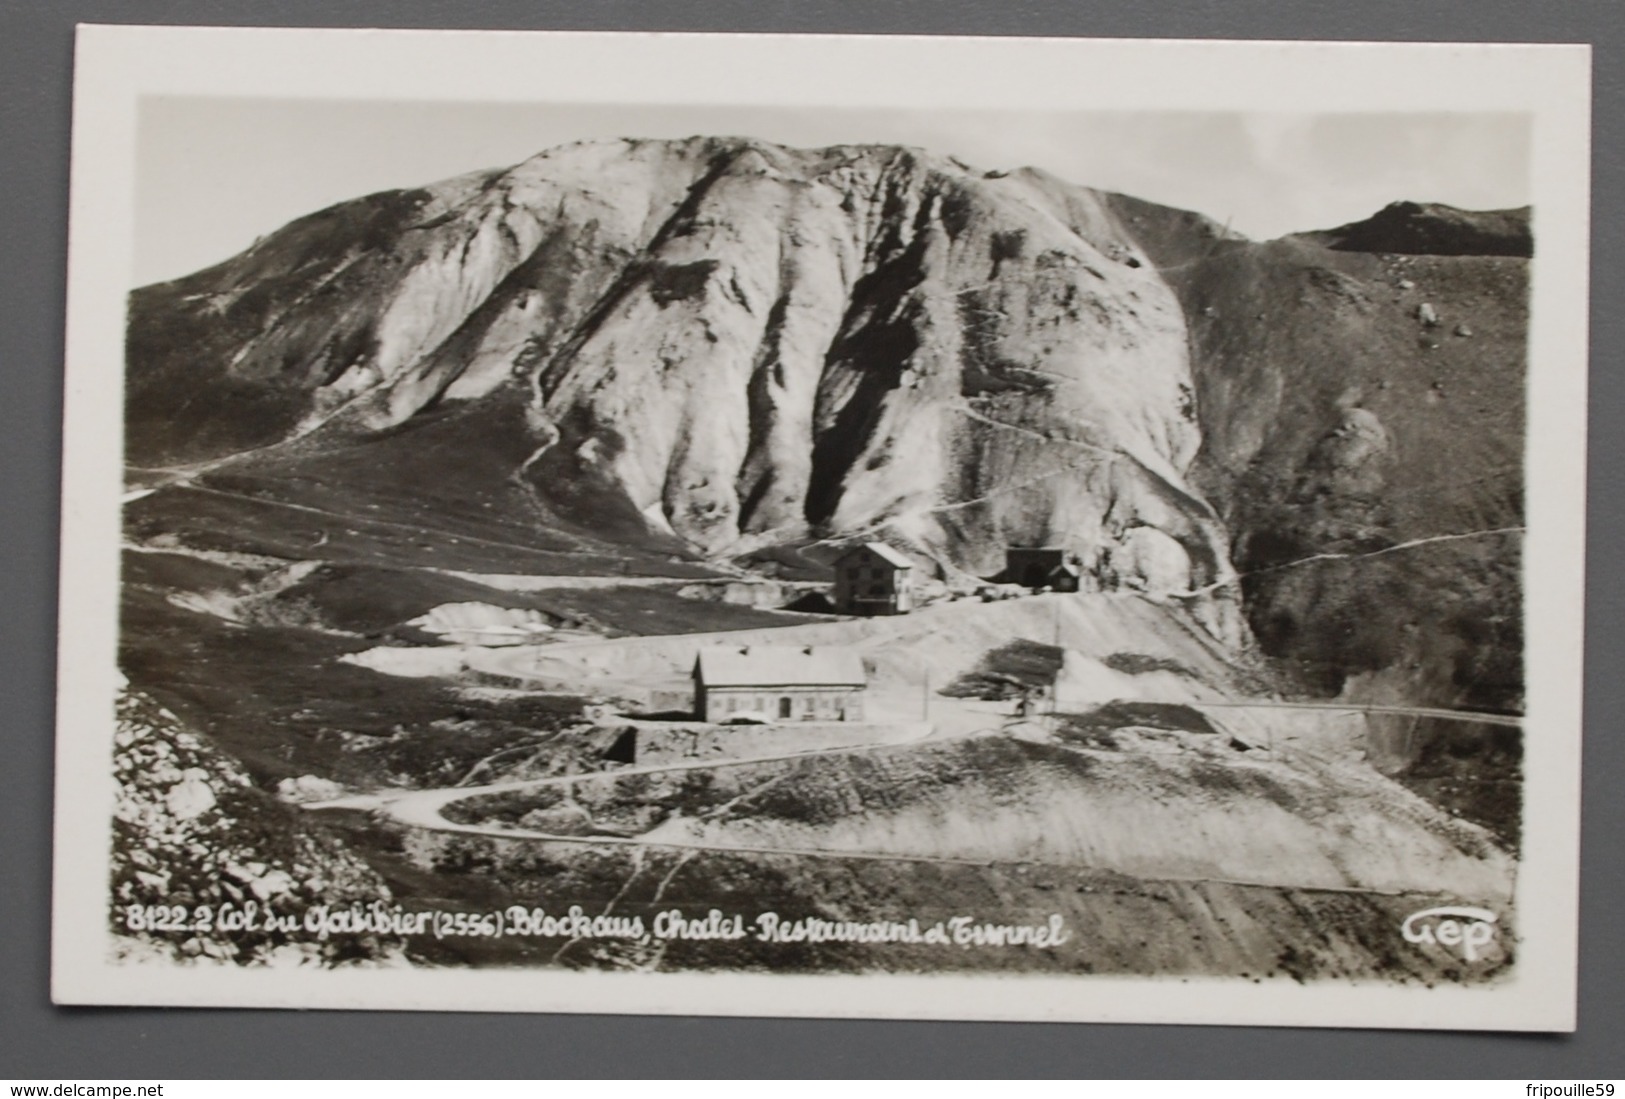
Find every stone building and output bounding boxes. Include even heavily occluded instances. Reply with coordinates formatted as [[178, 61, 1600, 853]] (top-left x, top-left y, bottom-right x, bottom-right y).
[[692, 645, 866, 723], [832, 541, 915, 616]]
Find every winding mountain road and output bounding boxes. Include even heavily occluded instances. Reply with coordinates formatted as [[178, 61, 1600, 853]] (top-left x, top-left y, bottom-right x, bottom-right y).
[[302, 694, 1510, 886], [306, 728, 980, 866], [1190, 699, 1522, 728]]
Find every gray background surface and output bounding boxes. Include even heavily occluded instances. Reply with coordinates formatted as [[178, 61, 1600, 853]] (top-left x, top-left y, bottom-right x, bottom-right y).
[[2, 0, 1619, 1080]]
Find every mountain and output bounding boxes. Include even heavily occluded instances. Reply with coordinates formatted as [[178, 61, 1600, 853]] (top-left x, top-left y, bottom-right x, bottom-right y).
[[1159, 201, 1528, 719], [1293, 200, 1533, 258], [127, 137, 1238, 619], [125, 136, 1528, 716]]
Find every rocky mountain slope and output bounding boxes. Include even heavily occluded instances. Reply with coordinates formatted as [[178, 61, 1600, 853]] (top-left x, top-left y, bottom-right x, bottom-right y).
[[128, 137, 1236, 608], [1294, 200, 1533, 257], [112, 685, 405, 966], [1156, 201, 1528, 720], [126, 137, 1528, 715]]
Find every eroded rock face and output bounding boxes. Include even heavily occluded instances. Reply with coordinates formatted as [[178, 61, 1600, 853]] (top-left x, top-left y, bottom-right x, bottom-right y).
[[128, 137, 1235, 612], [111, 690, 404, 966], [1161, 219, 1528, 709]]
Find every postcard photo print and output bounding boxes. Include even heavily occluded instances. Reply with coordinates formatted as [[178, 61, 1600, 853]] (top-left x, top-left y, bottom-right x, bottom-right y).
[[53, 25, 1590, 1031]]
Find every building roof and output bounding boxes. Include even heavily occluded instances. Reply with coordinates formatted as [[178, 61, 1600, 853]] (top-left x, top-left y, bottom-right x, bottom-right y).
[[694, 645, 867, 688], [837, 541, 914, 570]]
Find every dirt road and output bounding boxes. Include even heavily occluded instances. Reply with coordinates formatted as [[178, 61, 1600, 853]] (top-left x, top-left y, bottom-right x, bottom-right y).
[[1191, 699, 1522, 727], [307, 722, 949, 836]]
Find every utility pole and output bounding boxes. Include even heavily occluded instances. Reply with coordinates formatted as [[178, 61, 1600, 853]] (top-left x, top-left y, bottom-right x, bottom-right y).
[[1050, 597, 1063, 736]]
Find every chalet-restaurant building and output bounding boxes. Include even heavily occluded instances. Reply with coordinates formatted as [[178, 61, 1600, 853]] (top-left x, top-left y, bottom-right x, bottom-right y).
[[833, 542, 915, 616], [693, 645, 867, 723]]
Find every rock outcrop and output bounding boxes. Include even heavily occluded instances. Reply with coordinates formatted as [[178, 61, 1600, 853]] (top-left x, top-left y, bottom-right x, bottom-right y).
[[111, 687, 404, 966]]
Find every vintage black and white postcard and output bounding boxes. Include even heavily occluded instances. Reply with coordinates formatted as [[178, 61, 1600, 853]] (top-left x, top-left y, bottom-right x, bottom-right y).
[[53, 26, 1591, 1029]]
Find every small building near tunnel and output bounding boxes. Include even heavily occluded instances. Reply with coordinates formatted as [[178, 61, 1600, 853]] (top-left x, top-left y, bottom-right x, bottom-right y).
[[1004, 547, 1084, 592], [693, 645, 867, 723]]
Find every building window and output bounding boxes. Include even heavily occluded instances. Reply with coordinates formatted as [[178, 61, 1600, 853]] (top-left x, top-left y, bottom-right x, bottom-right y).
[[779, 697, 792, 719]]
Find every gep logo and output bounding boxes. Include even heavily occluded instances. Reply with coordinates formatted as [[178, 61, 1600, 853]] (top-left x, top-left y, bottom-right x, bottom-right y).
[[1401, 906, 1499, 961]]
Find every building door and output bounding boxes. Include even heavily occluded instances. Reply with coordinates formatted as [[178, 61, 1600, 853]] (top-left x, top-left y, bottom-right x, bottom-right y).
[[779, 696, 792, 719]]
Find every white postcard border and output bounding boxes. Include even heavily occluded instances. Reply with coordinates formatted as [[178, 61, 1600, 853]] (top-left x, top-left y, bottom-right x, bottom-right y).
[[54, 24, 1593, 1030]]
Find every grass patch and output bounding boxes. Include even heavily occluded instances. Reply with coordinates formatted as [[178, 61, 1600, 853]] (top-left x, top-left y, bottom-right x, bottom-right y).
[[940, 638, 1065, 700], [1395, 721, 1522, 851], [1057, 701, 1220, 743], [119, 578, 587, 790], [1102, 652, 1199, 678]]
